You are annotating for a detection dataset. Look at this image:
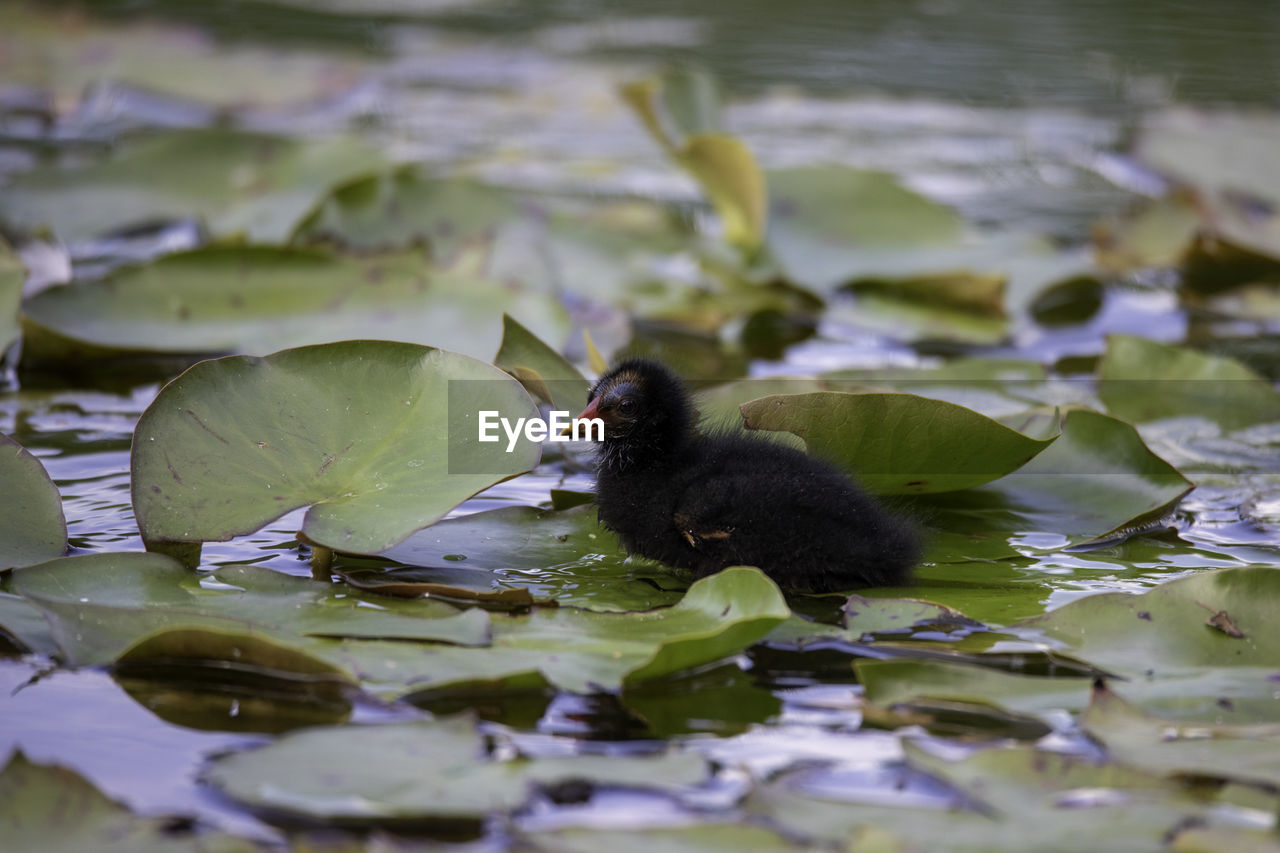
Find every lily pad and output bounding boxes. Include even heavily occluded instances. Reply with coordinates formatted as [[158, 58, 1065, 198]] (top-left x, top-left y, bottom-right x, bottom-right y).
[[0, 593, 60, 656], [11, 552, 489, 666], [765, 166, 966, 293], [130, 341, 540, 556], [1098, 335, 1280, 430], [493, 313, 590, 414], [750, 740, 1255, 851], [292, 168, 525, 256], [740, 392, 1058, 494], [22, 245, 568, 363], [0, 433, 67, 569], [0, 240, 20, 354], [1081, 683, 1280, 787], [204, 714, 707, 825], [528, 824, 799, 853], [857, 658, 1093, 719], [1093, 194, 1202, 273], [0, 128, 380, 244], [360, 504, 682, 612], [0, 750, 259, 853], [920, 408, 1194, 552], [1019, 566, 1280, 718]]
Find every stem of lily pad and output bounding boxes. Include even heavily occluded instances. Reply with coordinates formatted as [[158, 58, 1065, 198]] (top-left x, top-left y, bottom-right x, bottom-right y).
[[310, 544, 333, 580]]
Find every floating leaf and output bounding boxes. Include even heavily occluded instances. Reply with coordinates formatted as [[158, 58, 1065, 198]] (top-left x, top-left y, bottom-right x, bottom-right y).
[[0, 750, 259, 853], [740, 392, 1057, 494], [0, 239, 20, 354], [1020, 566, 1280, 719], [1082, 682, 1280, 787], [0, 128, 380, 244], [292, 168, 525, 256], [0, 433, 67, 569], [131, 341, 539, 556], [921, 408, 1193, 553], [11, 553, 489, 666], [22, 245, 568, 364], [765, 166, 966, 293], [204, 714, 707, 824], [857, 658, 1093, 719], [1093, 194, 1202, 273], [1098, 334, 1280, 430], [0, 593, 60, 656], [493, 313, 589, 414], [529, 824, 799, 853], [364, 504, 680, 612]]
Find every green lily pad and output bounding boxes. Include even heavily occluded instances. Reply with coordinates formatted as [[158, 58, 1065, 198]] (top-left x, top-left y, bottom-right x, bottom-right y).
[[360, 504, 682, 612], [11, 552, 489, 666], [0, 239, 20, 354], [765, 166, 966, 293], [764, 596, 982, 646], [1082, 683, 1280, 787], [292, 167, 525, 256], [493, 313, 590, 414], [920, 408, 1193, 552], [0, 750, 260, 853], [1137, 110, 1280, 258], [740, 392, 1058, 494], [0, 593, 60, 656], [22, 245, 568, 363], [0, 128, 380, 244], [857, 658, 1093, 719], [1019, 566, 1280, 719], [0, 433, 67, 569], [204, 714, 707, 825], [528, 824, 799, 853], [750, 740, 1256, 851], [131, 341, 540, 556], [1093, 194, 1202, 273], [1098, 335, 1280, 430]]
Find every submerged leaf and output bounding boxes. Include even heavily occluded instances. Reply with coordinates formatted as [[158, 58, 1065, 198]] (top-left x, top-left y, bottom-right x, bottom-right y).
[[130, 341, 539, 556]]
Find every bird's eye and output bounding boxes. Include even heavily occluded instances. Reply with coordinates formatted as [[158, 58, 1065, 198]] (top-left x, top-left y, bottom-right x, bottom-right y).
[[617, 398, 638, 416]]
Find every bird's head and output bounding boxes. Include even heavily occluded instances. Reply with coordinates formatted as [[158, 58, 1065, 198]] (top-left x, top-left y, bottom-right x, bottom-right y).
[[571, 359, 695, 462]]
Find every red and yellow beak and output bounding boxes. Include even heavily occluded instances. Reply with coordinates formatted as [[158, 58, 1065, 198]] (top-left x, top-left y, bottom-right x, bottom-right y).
[[559, 397, 603, 437]]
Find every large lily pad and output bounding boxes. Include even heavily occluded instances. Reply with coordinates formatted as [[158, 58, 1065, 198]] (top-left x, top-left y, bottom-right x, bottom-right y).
[[0, 751, 259, 853], [1082, 683, 1280, 787], [362, 504, 682, 612], [204, 714, 706, 825], [857, 658, 1094, 719], [1098, 334, 1280, 430], [10, 553, 488, 666], [0, 433, 67, 569], [740, 392, 1058, 494], [0, 128, 380, 244], [1020, 566, 1280, 719], [765, 166, 966, 293], [292, 168, 525, 256], [920, 408, 1194, 553], [1136, 110, 1280, 258], [131, 341, 540, 556], [22, 245, 568, 363]]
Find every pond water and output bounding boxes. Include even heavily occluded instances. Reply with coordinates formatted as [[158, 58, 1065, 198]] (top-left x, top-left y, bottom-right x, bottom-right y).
[[3, 1, 1280, 849]]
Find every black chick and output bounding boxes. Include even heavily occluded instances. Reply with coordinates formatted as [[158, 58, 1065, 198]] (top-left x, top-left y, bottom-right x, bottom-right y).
[[572, 359, 919, 592]]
